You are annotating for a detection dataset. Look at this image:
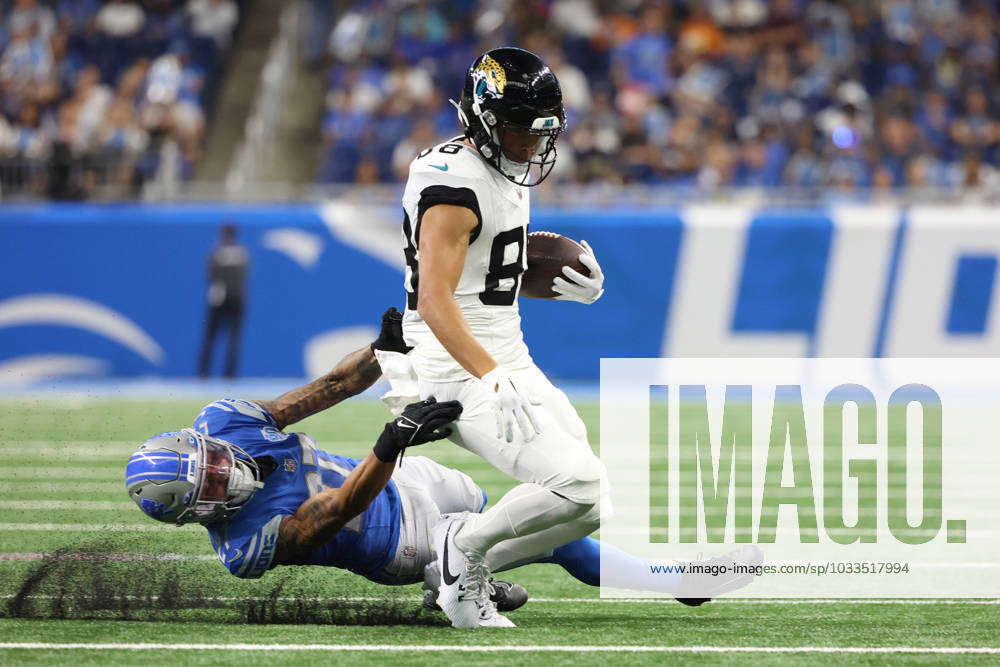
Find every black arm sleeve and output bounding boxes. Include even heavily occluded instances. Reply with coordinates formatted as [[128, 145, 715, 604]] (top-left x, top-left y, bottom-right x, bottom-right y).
[[417, 185, 483, 244]]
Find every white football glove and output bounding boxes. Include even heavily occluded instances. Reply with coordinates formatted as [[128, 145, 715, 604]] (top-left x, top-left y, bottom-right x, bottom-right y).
[[552, 240, 605, 304], [480, 366, 543, 443]]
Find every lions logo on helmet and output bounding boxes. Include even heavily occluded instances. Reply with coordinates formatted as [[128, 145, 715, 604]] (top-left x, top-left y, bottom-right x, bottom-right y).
[[125, 429, 262, 526]]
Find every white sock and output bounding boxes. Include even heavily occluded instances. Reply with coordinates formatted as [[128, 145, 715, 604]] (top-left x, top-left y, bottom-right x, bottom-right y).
[[454, 483, 590, 556], [488, 530, 682, 595], [597, 541, 682, 593], [484, 503, 600, 573]]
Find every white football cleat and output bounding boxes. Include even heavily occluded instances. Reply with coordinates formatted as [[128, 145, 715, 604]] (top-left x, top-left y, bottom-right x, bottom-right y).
[[477, 600, 516, 627], [432, 513, 511, 629]]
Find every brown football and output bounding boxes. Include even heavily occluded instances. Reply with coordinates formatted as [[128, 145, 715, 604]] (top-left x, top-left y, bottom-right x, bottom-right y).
[[520, 231, 590, 299]]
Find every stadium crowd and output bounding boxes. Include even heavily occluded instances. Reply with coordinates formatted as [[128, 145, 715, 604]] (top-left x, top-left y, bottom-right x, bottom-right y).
[[0, 0, 239, 198], [314, 0, 999, 194]]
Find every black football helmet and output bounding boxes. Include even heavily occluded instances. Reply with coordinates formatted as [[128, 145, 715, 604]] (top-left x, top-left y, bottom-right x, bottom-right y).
[[452, 47, 566, 187]]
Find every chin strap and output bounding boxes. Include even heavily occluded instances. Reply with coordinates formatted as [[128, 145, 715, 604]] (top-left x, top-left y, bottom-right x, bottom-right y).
[[449, 98, 465, 125], [451, 97, 495, 159]]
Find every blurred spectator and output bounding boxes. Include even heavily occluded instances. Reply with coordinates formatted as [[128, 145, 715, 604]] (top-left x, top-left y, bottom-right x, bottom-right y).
[[95, 0, 144, 38], [806, 0, 852, 71], [10, 101, 51, 158], [392, 118, 438, 180], [614, 5, 674, 97], [0, 0, 240, 199], [94, 0, 145, 82], [543, 46, 590, 114], [67, 65, 112, 152], [187, 0, 239, 51], [950, 87, 998, 158], [785, 122, 822, 188], [698, 138, 736, 188], [916, 91, 953, 156], [955, 150, 999, 192], [755, 0, 804, 49], [3, 0, 996, 197], [678, 3, 724, 58], [383, 53, 433, 109], [7, 0, 56, 43], [707, 0, 767, 30], [1, 24, 53, 113], [310, 0, 999, 194]]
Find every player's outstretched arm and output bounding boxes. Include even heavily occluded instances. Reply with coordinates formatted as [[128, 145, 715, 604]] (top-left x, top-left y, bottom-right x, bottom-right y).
[[258, 346, 380, 430], [257, 307, 409, 429], [273, 398, 462, 563], [417, 205, 498, 378]]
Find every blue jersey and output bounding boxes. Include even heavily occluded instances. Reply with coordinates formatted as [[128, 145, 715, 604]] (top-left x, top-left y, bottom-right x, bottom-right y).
[[195, 399, 401, 580]]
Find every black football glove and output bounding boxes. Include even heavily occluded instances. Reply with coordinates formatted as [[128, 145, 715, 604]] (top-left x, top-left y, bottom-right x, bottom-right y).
[[371, 306, 412, 354], [372, 397, 463, 463]]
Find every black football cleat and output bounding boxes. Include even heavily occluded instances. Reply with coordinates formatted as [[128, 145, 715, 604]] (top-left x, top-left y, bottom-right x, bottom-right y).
[[423, 579, 528, 613], [675, 597, 711, 607]]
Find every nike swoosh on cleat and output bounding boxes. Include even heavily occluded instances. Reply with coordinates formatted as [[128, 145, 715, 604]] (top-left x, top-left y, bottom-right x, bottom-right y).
[[442, 524, 461, 586], [429, 163, 449, 171]]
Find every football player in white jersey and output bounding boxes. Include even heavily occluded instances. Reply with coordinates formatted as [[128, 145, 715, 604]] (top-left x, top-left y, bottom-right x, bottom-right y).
[[398, 47, 610, 628]]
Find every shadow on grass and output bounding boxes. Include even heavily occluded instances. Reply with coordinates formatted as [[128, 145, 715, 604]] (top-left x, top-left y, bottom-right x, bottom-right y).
[[3, 539, 447, 627]]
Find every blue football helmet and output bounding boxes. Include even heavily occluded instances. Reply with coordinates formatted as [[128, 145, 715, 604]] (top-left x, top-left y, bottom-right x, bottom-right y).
[[125, 429, 262, 525]]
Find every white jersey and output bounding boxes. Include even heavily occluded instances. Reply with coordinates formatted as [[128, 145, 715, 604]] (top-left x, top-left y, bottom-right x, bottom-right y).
[[401, 137, 534, 382]]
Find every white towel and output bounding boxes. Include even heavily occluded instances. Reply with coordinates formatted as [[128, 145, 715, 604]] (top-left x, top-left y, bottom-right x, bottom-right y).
[[373, 350, 421, 416]]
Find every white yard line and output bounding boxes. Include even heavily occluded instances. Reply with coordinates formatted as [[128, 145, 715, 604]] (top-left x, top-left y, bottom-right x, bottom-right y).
[[4, 515, 998, 544], [2, 440, 377, 452], [1, 643, 999, 654], [0, 469, 123, 481], [0, 553, 216, 562], [0, 441, 135, 447], [0, 501, 134, 511], [0, 482, 122, 492], [2, 588, 999, 605], [0, 523, 197, 532], [564, 598, 1000, 605]]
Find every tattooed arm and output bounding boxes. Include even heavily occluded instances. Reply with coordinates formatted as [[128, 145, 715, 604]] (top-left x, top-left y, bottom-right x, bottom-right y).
[[274, 451, 394, 562], [255, 307, 410, 430], [256, 346, 381, 430], [273, 398, 462, 563]]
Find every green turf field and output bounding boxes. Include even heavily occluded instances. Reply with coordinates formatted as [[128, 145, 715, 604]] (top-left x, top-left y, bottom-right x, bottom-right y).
[[1, 396, 998, 665]]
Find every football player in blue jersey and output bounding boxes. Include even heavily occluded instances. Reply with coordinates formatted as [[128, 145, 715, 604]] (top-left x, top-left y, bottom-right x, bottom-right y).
[[125, 308, 761, 628]]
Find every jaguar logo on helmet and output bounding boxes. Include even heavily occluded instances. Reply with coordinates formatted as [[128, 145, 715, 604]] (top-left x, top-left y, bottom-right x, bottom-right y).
[[472, 54, 507, 98]]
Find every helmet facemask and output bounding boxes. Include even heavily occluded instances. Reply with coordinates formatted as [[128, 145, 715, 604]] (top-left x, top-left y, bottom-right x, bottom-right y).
[[488, 112, 562, 186], [175, 429, 262, 525]]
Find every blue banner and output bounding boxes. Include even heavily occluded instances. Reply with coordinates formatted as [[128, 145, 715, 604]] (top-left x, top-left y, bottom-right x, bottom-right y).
[[1, 202, 998, 383]]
